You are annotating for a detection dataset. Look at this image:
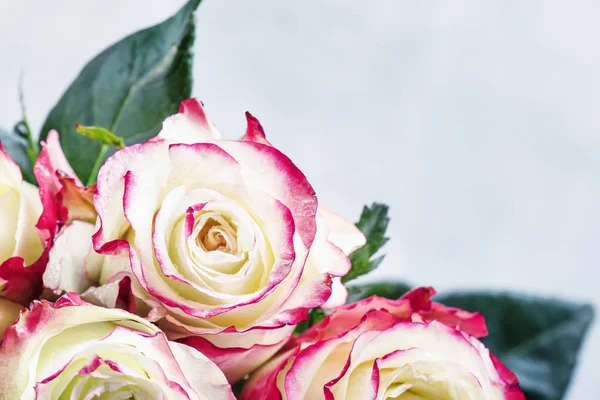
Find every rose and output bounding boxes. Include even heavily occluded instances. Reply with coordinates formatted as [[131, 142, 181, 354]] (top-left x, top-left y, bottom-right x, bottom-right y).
[[158, 102, 365, 310], [61, 98, 363, 382], [0, 293, 234, 399], [243, 287, 525, 400], [0, 142, 59, 305]]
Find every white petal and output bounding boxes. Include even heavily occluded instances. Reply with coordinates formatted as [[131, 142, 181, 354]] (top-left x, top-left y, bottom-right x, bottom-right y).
[[157, 98, 221, 143], [319, 206, 366, 255], [12, 182, 43, 265], [321, 278, 348, 309], [43, 221, 97, 293]]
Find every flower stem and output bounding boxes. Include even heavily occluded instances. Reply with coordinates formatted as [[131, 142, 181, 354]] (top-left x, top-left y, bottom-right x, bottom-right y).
[[87, 144, 108, 186]]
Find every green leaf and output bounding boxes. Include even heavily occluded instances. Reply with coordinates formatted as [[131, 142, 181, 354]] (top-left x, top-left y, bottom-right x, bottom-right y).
[[345, 281, 413, 304], [294, 307, 326, 335], [75, 125, 125, 149], [0, 126, 35, 184], [342, 203, 390, 283], [434, 291, 594, 400], [39, 0, 202, 184]]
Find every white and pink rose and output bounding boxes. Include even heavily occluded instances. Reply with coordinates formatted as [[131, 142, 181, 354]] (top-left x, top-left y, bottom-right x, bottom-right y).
[[0, 293, 234, 399], [243, 287, 525, 400], [43, 99, 365, 382]]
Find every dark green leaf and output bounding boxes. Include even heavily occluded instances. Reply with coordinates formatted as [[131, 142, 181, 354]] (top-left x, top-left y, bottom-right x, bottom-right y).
[[76, 125, 125, 149], [435, 291, 594, 400], [342, 203, 390, 283], [40, 0, 202, 184], [294, 307, 327, 335], [345, 281, 413, 304], [0, 127, 35, 184]]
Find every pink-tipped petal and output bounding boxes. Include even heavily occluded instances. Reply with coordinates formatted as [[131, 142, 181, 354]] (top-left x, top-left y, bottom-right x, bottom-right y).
[[157, 98, 221, 143], [401, 287, 489, 338], [36, 129, 82, 195], [33, 132, 69, 247], [423, 302, 489, 338], [241, 348, 299, 400], [319, 206, 366, 255], [35, 130, 97, 226], [489, 352, 527, 400], [400, 286, 436, 311], [216, 140, 317, 249], [93, 140, 171, 257], [241, 112, 272, 146], [177, 333, 289, 384]]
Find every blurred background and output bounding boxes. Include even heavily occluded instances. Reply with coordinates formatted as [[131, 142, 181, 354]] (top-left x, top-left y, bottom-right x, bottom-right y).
[[0, 1, 598, 397]]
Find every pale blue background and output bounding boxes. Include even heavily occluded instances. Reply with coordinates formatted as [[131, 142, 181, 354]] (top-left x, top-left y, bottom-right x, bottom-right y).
[[1, 1, 598, 397]]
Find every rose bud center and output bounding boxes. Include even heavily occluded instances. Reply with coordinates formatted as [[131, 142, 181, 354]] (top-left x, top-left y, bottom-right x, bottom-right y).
[[197, 217, 237, 254]]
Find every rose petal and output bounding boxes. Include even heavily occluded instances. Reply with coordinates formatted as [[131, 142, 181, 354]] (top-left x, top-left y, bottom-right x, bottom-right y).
[[241, 112, 272, 146], [0, 256, 47, 305], [177, 331, 290, 384], [401, 287, 488, 338], [215, 140, 317, 249], [319, 206, 366, 255], [242, 347, 299, 400], [157, 98, 221, 143], [36, 129, 82, 194], [43, 220, 99, 294], [0, 143, 45, 268], [0, 141, 22, 187], [58, 174, 96, 223], [169, 340, 235, 399], [93, 140, 171, 257], [321, 278, 348, 309]]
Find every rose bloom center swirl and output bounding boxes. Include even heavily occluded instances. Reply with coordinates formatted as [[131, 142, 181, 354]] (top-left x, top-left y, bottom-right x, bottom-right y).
[[155, 184, 279, 305]]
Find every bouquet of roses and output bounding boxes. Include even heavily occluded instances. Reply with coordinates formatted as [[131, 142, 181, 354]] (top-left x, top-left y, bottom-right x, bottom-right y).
[[0, 1, 593, 399]]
